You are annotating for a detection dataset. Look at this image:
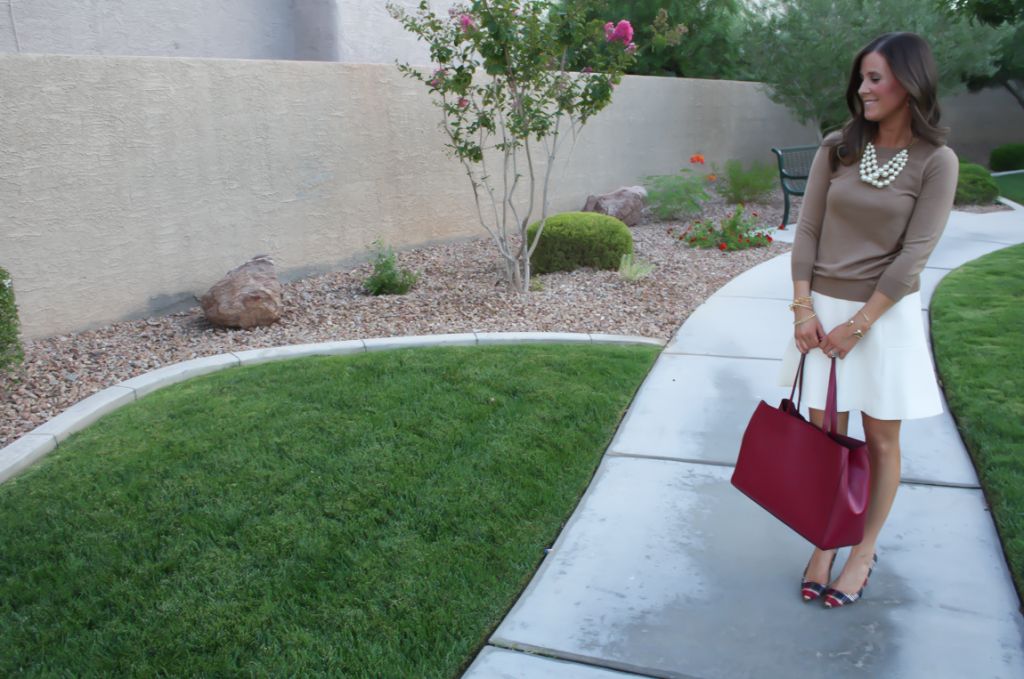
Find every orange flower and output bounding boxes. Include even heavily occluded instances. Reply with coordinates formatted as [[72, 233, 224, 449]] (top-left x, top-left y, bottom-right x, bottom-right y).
[[718, 243, 727, 250], [707, 174, 717, 181], [690, 154, 705, 165]]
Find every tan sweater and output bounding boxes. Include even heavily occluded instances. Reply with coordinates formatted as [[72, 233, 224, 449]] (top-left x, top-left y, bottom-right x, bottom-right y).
[[791, 133, 959, 303]]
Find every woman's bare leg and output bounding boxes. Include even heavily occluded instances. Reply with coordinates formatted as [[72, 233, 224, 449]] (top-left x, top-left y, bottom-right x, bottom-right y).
[[803, 408, 850, 585], [828, 413, 902, 595]]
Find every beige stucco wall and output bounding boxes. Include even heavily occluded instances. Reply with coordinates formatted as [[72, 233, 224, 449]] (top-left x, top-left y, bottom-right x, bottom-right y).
[[2, 53, 816, 340], [942, 86, 1024, 167]]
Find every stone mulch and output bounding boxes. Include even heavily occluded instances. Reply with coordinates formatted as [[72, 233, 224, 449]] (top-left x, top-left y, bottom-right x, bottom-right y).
[[1, 188, 1006, 446]]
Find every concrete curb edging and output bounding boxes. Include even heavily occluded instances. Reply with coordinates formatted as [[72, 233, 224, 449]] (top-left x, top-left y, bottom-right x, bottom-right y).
[[996, 196, 1024, 211], [0, 332, 666, 485]]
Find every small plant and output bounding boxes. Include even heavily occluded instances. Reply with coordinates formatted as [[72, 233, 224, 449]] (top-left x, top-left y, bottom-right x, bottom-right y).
[[362, 238, 420, 296], [527, 212, 634, 274], [618, 253, 654, 282], [676, 205, 774, 251], [711, 159, 778, 204], [0, 266, 23, 376], [530, 277, 545, 292], [955, 163, 1000, 205], [990, 143, 1024, 173], [641, 154, 712, 220]]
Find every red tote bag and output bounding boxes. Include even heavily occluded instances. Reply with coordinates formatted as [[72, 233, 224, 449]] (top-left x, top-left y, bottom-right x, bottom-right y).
[[731, 354, 871, 550]]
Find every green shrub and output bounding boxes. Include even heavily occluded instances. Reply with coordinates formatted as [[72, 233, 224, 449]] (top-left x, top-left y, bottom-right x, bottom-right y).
[[711, 159, 778, 204], [955, 163, 1000, 205], [362, 238, 420, 295], [641, 169, 711, 220], [527, 213, 634, 274], [0, 266, 23, 376], [990, 143, 1024, 173]]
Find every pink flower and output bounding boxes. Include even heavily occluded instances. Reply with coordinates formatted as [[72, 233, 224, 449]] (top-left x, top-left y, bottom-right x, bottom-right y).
[[458, 98, 469, 109], [625, 42, 638, 55], [581, 66, 593, 74], [605, 20, 633, 45], [459, 14, 477, 31]]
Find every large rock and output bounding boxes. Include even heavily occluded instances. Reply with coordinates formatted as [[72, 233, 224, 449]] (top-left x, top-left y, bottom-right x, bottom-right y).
[[582, 186, 648, 226], [201, 255, 283, 329]]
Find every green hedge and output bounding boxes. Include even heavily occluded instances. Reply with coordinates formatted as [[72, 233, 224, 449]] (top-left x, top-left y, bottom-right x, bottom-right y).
[[0, 266, 23, 375], [990, 143, 1024, 173], [955, 163, 1000, 205], [527, 212, 634, 274]]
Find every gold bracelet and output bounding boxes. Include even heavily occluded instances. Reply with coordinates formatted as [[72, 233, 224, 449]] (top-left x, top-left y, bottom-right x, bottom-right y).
[[794, 313, 817, 325], [859, 310, 871, 323], [853, 329, 865, 339], [793, 296, 813, 306], [789, 303, 814, 312]]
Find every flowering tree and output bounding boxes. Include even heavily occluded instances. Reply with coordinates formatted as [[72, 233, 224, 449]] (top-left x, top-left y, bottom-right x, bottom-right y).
[[388, 0, 637, 292]]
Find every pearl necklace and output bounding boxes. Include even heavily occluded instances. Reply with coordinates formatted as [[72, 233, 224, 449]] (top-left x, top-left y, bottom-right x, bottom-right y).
[[859, 138, 915, 188]]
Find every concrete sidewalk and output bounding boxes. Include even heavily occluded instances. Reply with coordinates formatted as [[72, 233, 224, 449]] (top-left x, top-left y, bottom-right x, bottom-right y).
[[464, 205, 1024, 679]]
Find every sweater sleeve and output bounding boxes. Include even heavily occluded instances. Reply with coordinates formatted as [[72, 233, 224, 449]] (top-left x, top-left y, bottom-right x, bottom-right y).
[[790, 142, 834, 282], [875, 146, 959, 302]]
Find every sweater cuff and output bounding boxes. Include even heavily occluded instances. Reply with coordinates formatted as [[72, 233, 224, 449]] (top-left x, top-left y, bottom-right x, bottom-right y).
[[875, 271, 913, 304], [791, 258, 815, 282]]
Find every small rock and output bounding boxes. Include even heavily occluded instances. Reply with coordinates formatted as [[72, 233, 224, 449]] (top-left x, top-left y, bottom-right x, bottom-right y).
[[201, 255, 283, 329], [582, 186, 648, 226]]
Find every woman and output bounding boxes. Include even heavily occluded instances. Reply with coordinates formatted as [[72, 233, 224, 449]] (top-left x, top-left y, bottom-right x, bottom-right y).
[[779, 32, 959, 608]]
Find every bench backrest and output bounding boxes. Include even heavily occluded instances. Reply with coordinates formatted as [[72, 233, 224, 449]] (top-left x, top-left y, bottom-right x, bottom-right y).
[[772, 145, 820, 195]]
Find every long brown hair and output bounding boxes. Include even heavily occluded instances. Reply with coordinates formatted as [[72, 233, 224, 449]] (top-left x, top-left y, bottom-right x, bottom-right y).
[[827, 32, 948, 171]]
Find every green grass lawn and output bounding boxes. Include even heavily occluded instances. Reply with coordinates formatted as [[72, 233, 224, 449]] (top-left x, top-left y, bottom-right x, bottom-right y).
[[0, 343, 660, 678], [931, 243, 1024, 601], [995, 172, 1024, 205]]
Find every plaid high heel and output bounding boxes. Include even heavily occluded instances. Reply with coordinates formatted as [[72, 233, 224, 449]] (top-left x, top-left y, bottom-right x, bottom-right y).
[[801, 549, 837, 601], [824, 552, 878, 609]]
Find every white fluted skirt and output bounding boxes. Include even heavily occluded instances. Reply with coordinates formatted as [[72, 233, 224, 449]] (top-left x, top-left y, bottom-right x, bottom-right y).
[[778, 291, 943, 421]]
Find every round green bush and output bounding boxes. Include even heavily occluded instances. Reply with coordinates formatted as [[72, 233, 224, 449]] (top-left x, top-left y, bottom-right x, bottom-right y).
[[990, 143, 1024, 173], [0, 265, 23, 375], [527, 212, 634, 274], [955, 163, 1000, 205]]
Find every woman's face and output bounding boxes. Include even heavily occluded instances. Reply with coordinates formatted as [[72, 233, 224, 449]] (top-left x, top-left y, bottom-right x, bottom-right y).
[[858, 52, 910, 126]]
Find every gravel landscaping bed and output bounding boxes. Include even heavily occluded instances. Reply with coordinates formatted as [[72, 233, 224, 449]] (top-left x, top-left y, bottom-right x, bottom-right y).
[[3, 189, 1009, 446], [3, 189, 783, 444]]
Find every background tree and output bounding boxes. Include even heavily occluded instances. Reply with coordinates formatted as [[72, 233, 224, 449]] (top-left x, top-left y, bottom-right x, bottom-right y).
[[945, 0, 1024, 111], [964, 24, 1023, 109], [745, 0, 1005, 137], [945, 0, 1023, 25]]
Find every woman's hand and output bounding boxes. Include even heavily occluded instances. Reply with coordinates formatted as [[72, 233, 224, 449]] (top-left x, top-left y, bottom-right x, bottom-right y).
[[819, 322, 861, 360], [794, 308, 825, 354]]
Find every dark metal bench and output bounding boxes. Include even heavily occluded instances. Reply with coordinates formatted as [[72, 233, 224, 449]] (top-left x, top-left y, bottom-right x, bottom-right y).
[[772, 145, 820, 228]]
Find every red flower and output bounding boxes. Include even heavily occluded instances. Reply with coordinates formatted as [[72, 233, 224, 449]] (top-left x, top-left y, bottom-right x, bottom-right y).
[[690, 238, 697, 242], [779, 224, 786, 230], [690, 154, 705, 165], [767, 236, 773, 242], [752, 212, 758, 217], [741, 202, 746, 206], [718, 243, 727, 250]]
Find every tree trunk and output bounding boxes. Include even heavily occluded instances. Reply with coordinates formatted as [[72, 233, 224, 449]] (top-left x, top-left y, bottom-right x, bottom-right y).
[[1004, 80, 1024, 112]]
